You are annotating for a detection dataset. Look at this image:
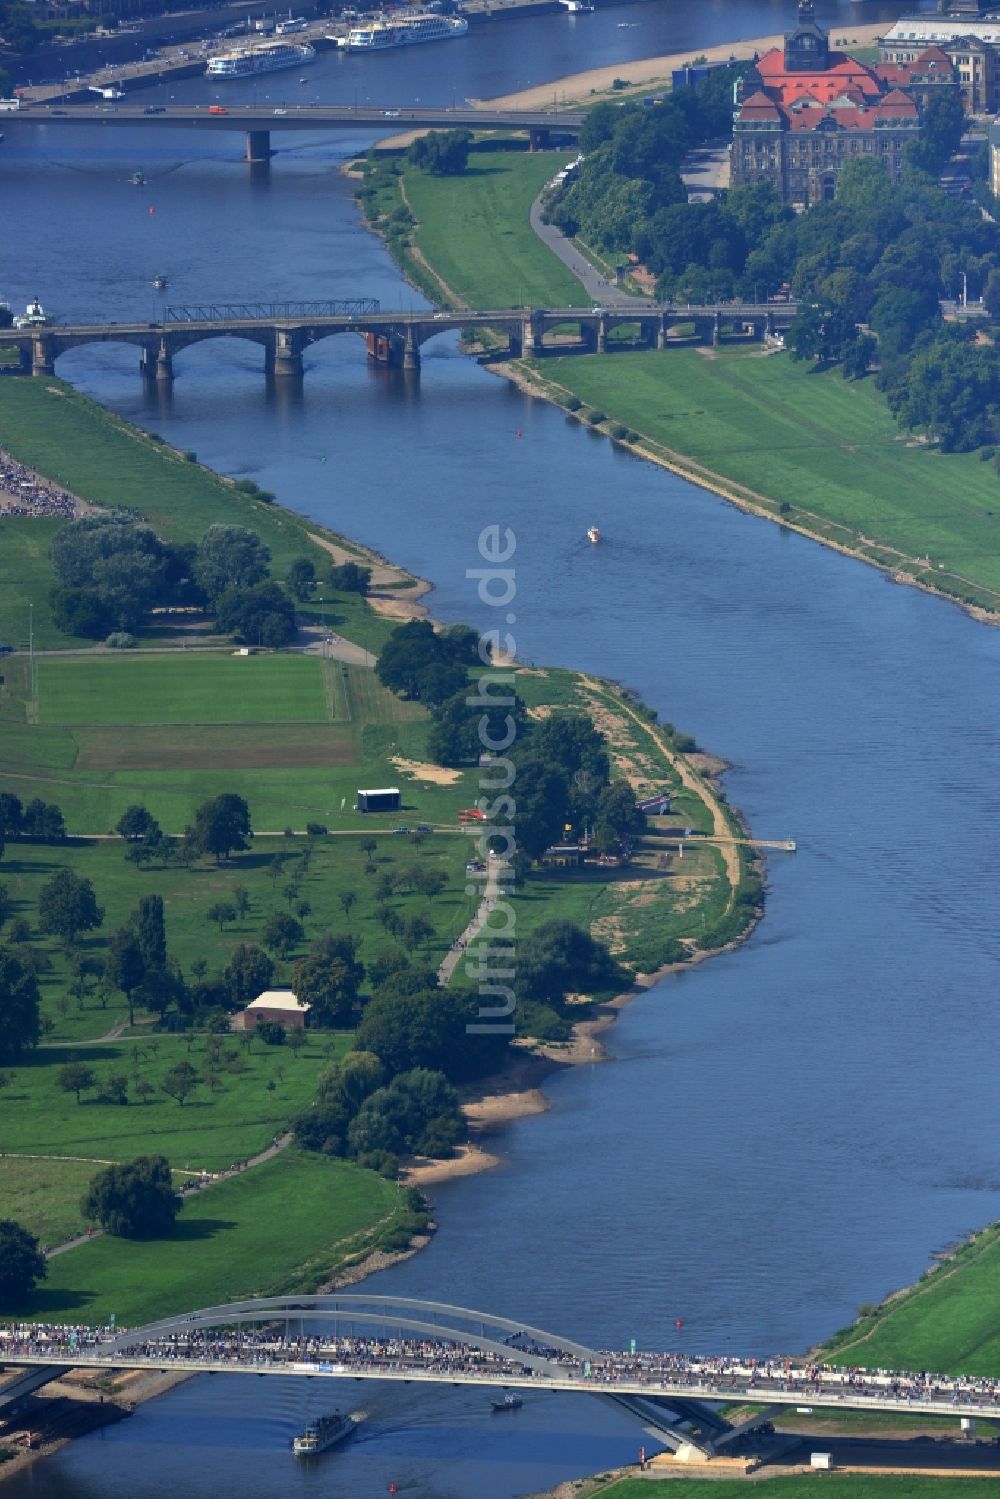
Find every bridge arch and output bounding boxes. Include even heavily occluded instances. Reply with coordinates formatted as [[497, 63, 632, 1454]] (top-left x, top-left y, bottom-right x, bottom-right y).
[[114, 1294, 597, 1364]]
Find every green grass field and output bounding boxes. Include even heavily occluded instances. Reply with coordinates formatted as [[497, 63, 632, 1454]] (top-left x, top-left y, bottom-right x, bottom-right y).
[[1, 834, 478, 1043], [821, 1222, 1000, 1378], [381, 150, 582, 309], [0, 378, 399, 655], [1, 1032, 341, 1173], [538, 347, 1000, 613], [372, 149, 1000, 618], [0, 1156, 105, 1247], [14, 1149, 402, 1325], [35, 653, 336, 727], [600, 1480, 1000, 1498]]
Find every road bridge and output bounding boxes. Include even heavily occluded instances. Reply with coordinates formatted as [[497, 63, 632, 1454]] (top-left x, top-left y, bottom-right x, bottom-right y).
[[2, 302, 799, 380], [3, 1295, 998, 1464], [2, 102, 586, 161]]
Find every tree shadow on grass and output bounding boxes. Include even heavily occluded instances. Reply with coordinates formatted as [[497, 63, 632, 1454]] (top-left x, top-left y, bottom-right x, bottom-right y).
[[171, 1216, 238, 1243]]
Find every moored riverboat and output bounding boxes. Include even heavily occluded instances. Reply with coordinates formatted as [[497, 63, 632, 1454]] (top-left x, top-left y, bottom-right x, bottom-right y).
[[206, 40, 316, 77], [340, 13, 468, 50]]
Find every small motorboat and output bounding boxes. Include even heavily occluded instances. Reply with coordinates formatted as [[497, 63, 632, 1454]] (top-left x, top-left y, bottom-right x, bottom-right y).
[[131, 170, 146, 186], [151, 274, 168, 290], [587, 525, 601, 544], [491, 1394, 523, 1413]]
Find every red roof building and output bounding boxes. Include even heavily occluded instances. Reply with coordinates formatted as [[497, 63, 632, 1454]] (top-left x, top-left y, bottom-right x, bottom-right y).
[[732, 1, 955, 206]]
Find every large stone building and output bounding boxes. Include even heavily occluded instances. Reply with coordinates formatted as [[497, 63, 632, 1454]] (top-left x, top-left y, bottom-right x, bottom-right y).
[[879, 15, 1000, 115], [731, 0, 955, 207]]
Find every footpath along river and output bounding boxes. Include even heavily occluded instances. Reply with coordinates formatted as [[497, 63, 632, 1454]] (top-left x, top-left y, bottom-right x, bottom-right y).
[[4, 4, 1000, 1495]]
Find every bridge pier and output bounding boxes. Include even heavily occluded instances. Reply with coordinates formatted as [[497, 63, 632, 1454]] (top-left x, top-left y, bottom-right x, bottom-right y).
[[528, 127, 550, 152], [507, 329, 523, 358], [521, 313, 546, 357], [272, 328, 303, 378], [141, 339, 174, 383], [17, 346, 31, 374], [595, 316, 608, 355], [712, 312, 722, 348], [245, 130, 271, 163], [31, 335, 54, 376], [656, 317, 668, 351], [402, 325, 421, 372]]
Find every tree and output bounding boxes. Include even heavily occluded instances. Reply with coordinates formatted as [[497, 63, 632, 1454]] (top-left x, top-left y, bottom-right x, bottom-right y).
[[207, 901, 237, 932], [255, 1018, 286, 1045], [0, 947, 39, 1063], [104, 926, 146, 1027], [58, 1061, 96, 1103], [189, 793, 253, 864], [224, 943, 274, 1007], [21, 799, 66, 843], [131, 893, 167, 970], [593, 779, 646, 853], [287, 556, 316, 600], [293, 933, 365, 1027], [408, 127, 472, 176], [81, 1154, 179, 1237], [347, 1067, 464, 1158], [516, 919, 622, 1007], [194, 524, 270, 603], [339, 890, 357, 923], [262, 909, 303, 957], [38, 869, 104, 946], [355, 985, 507, 1082], [116, 805, 160, 844], [328, 561, 371, 595], [214, 581, 296, 647], [0, 1220, 47, 1306], [0, 884, 11, 931], [160, 1060, 200, 1106]]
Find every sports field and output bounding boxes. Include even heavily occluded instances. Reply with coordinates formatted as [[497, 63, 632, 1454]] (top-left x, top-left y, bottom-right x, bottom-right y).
[[35, 652, 337, 726]]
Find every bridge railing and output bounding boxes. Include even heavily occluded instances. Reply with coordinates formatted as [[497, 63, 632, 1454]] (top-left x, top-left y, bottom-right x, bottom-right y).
[[165, 299, 380, 323]]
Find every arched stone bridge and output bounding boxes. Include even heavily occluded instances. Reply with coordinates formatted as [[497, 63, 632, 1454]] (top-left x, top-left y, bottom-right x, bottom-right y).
[[3, 302, 799, 381], [3, 1293, 998, 1464]]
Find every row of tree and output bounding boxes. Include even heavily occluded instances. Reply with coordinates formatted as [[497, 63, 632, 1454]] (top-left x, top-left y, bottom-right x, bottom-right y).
[[547, 69, 746, 260], [47, 513, 366, 645]]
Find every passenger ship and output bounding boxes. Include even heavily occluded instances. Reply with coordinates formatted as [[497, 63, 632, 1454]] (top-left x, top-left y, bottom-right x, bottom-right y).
[[206, 40, 316, 78], [339, 13, 468, 50]]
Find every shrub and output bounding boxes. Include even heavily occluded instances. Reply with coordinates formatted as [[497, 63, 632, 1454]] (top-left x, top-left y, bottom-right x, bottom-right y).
[[105, 632, 135, 649], [610, 424, 628, 440], [586, 409, 606, 425], [564, 395, 583, 411], [255, 1018, 286, 1046], [183, 451, 198, 463]]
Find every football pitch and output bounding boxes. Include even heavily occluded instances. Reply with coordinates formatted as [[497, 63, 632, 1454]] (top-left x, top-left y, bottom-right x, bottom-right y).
[[34, 652, 341, 726]]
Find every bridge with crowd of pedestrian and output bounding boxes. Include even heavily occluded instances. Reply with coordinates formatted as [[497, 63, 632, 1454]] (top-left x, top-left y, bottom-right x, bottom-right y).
[[3, 299, 798, 380], [1, 1295, 996, 1464]]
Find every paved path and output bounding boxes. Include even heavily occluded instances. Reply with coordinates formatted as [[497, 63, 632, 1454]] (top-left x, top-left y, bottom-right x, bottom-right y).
[[438, 856, 504, 985], [529, 189, 652, 310]]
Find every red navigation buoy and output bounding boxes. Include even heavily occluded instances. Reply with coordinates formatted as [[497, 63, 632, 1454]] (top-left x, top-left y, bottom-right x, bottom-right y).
[[148, 205, 156, 215], [674, 1317, 684, 1331]]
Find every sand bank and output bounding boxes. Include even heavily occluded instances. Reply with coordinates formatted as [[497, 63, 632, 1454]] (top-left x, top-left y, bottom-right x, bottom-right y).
[[480, 22, 887, 110]]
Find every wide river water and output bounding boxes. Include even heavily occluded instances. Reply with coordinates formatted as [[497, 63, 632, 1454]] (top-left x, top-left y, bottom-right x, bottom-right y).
[[4, 2, 1000, 1494]]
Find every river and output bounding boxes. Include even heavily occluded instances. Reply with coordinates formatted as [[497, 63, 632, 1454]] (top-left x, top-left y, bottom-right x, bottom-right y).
[[4, 3, 1000, 1495]]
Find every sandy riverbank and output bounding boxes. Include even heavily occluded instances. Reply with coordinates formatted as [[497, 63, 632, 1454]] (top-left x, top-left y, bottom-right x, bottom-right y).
[[306, 529, 431, 622], [480, 23, 887, 110], [0, 1367, 191, 1486]]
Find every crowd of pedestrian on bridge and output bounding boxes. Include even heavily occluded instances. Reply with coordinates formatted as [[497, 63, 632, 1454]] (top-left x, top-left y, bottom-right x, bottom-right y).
[[4, 1325, 1000, 1411]]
